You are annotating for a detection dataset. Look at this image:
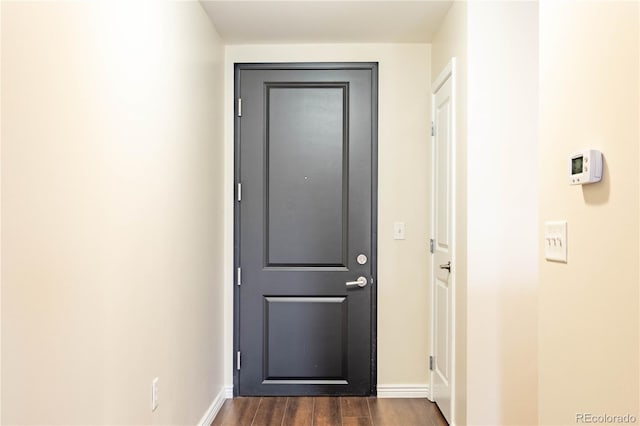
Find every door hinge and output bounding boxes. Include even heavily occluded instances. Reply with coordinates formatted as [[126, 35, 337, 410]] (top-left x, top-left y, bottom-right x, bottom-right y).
[[237, 98, 242, 117], [237, 182, 242, 202], [431, 121, 436, 137], [236, 351, 241, 370], [429, 355, 434, 371], [430, 239, 434, 254], [236, 267, 242, 286]]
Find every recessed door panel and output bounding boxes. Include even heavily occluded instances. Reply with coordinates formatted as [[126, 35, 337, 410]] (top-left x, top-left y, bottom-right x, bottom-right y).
[[435, 281, 450, 382], [435, 92, 451, 252], [264, 297, 347, 381], [266, 85, 348, 267]]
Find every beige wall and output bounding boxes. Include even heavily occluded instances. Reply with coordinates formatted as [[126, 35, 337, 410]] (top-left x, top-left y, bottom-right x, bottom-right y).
[[1, 2, 226, 424], [466, 2, 538, 425], [431, 3, 468, 424], [539, 2, 640, 424], [223, 44, 432, 389]]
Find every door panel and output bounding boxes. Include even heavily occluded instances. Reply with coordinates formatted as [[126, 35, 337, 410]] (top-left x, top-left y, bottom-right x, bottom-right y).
[[432, 73, 453, 423], [435, 281, 450, 380], [264, 297, 347, 381], [235, 64, 377, 396], [435, 93, 451, 251], [266, 85, 348, 267]]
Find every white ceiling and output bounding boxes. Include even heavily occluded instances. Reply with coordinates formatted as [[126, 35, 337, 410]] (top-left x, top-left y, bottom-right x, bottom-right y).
[[199, 1, 453, 44]]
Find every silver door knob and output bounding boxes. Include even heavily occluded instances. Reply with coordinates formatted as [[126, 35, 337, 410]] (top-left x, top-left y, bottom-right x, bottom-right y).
[[346, 276, 368, 288]]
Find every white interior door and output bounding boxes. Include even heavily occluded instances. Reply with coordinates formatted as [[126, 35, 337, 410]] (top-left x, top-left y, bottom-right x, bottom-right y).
[[430, 60, 455, 425]]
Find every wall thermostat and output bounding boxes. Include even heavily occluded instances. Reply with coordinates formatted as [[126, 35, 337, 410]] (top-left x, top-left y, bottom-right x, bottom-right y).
[[569, 149, 602, 185]]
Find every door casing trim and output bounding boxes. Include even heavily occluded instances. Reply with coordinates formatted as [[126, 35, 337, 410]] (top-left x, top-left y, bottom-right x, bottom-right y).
[[233, 62, 379, 396]]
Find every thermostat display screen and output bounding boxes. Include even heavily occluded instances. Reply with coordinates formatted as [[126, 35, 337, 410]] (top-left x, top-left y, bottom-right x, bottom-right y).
[[571, 156, 583, 175]]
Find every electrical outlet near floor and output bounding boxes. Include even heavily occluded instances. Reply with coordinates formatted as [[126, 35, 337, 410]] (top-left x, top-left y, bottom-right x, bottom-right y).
[[151, 377, 159, 412]]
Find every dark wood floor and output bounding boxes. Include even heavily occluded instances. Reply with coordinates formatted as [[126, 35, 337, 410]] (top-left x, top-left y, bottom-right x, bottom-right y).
[[212, 397, 448, 426]]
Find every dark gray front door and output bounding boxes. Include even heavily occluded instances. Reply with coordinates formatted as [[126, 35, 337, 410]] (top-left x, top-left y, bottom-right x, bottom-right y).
[[235, 63, 377, 396]]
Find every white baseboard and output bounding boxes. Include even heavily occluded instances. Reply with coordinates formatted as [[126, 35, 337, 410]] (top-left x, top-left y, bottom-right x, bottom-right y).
[[197, 387, 228, 426], [376, 384, 430, 398], [224, 385, 233, 398]]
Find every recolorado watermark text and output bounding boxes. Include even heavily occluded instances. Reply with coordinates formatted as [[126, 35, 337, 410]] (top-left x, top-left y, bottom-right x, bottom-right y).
[[576, 413, 637, 424]]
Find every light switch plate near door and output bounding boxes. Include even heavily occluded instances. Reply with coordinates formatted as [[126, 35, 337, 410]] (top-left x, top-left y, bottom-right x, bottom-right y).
[[393, 222, 405, 240], [544, 221, 567, 263]]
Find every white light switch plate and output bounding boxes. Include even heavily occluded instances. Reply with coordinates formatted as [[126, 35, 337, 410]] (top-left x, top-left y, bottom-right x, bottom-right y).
[[544, 221, 567, 263], [393, 222, 405, 240]]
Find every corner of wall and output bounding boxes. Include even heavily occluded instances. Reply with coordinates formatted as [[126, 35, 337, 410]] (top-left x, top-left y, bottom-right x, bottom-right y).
[[430, 2, 468, 425], [466, 2, 539, 425]]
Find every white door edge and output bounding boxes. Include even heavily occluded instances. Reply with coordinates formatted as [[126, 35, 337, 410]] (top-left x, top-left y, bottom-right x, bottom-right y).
[[429, 57, 456, 425]]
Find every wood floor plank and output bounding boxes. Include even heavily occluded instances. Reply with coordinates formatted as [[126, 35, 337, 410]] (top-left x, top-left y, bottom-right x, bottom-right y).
[[212, 397, 261, 426], [429, 404, 448, 426], [211, 397, 447, 426], [313, 397, 341, 426], [251, 397, 288, 426], [368, 398, 439, 426], [341, 397, 370, 417], [282, 396, 313, 426], [367, 398, 402, 426], [343, 416, 373, 426]]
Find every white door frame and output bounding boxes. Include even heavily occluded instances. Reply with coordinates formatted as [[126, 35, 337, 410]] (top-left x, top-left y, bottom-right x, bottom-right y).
[[429, 58, 457, 425]]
